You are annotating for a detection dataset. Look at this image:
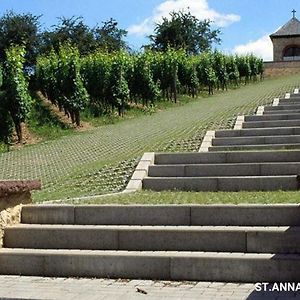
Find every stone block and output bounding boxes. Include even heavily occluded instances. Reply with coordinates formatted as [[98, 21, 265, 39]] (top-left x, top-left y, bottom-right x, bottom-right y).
[[148, 165, 185, 177], [118, 227, 246, 252], [21, 205, 75, 224], [143, 177, 218, 192], [4, 225, 119, 250], [191, 205, 300, 226], [130, 170, 147, 180], [170, 252, 300, 282], [247, 227, 300, 253], [125, 179, 142, 191], [74, 205, 190, 225]]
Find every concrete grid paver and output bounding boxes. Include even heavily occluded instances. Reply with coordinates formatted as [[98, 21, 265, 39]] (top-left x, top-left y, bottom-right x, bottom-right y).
[[1, 76, 300, 202]]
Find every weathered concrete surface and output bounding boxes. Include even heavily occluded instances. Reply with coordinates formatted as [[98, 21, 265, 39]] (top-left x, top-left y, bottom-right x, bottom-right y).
[[20, 204, 300, 226], [125, 152, 154, 193], [213, 135, 300, 146], [5, 224, 300, 254], [143, 176, 298, 192], [215, 127, 300, 137], [245, 113, 300, 121], [242, 119, 300, 128], [154, 150, 300, 164], [1, 248, 300, 282], [148, 162, 300, 177], [209, 143, 300, 151]]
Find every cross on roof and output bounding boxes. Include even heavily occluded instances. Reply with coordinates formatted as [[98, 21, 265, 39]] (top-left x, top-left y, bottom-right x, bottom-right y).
[[292, 9, 297, 19]]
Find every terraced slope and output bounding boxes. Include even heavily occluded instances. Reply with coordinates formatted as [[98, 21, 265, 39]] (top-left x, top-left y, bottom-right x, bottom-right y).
[[1, 75, 300, 201]]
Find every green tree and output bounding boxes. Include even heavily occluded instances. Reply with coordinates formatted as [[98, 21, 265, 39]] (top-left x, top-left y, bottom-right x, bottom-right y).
[[149, 11, 221, 54], [94, 18, 128, 52], [0, 11, 40, 66], [39, 17, 96, 55]]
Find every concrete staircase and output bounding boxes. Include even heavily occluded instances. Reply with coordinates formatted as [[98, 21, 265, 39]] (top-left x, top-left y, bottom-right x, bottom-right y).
[[2, 91, 300, 283], [141, 90, 300, 192], [1, 204, 300, 282]]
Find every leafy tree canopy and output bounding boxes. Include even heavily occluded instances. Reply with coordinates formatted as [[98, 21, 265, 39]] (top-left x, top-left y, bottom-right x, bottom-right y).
[[94, 18, 128, 52], [39, 16, 96, 55], [39, 17, 128, 55], [149, 11, 221, 54], [0, 11, 41, 66]]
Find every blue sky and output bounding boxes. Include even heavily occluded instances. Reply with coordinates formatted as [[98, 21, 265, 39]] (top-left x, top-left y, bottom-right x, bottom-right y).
[[1, 0, 300, 60]]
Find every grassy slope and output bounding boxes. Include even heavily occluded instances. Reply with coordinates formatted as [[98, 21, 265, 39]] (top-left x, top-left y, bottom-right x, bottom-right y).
[[1, 74, 300, 202], [55, 191, 300, 205]]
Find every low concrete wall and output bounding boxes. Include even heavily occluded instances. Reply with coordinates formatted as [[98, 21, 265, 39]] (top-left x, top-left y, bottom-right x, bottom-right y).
[[264, 61, 300, 77], [0, 180, 41, 247]]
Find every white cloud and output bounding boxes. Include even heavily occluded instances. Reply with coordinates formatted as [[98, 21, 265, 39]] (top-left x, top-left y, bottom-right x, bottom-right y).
[[233, 34, 273, 61], [128, 0, 241, 36]]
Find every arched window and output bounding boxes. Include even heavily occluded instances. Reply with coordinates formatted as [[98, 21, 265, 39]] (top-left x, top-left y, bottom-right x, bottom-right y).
[[283, 46, 300, 61]]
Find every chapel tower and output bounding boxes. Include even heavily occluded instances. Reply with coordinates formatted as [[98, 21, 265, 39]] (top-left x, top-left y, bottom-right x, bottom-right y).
[[270, 10, 300, 62]]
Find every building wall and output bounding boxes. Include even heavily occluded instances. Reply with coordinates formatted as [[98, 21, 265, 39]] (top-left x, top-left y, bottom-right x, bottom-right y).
[[272, 36, 300, 61], [264, 61, 300, 77]]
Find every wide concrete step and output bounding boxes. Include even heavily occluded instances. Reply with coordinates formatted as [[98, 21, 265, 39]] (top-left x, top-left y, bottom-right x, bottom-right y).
[[279, 96, 300, 101], [289, 96, 300, 100], [1, 248, 299, 282], [279, 100, 300, 105], [264, 105, 300, 111], [4, 225, 300, 254], [21, 204, 300, 226], [264, 109, 300, 115], [155, 150, 300, 164], [245, 114, 300, 122], [142, 176, 299, 192], [243, 120, 300, 128], [148, 162, 300, 177], [215, 127, 300, 138], [278, 102, 300, 107], [212, 135, 300, 146], [209, 143, 300, 151]]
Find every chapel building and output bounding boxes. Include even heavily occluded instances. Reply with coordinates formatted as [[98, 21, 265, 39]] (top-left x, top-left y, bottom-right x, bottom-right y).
[[270, 10, 300, 62]]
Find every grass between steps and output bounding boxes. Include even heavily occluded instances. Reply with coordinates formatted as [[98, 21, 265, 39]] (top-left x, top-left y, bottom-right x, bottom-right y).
[[48, 191, 300, 205], [1, 74, 300, 202]]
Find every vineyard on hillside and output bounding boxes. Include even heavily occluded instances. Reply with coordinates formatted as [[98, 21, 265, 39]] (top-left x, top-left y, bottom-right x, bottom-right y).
[[0, 46, 31, 144], [36, 45, 264, 126], [1, 74, 298, 202], [0, 43, 263, 146]]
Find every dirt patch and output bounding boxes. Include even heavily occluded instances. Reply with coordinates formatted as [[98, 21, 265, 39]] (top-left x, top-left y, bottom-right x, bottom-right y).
[[37, 91, 93, 131], [0, 191, 33, 248], [11, 123, 41, 149], [0, 204, 22, 247]]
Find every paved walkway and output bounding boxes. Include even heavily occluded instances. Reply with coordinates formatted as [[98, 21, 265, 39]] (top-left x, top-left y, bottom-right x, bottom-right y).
[[0, 276, 300, 300]]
